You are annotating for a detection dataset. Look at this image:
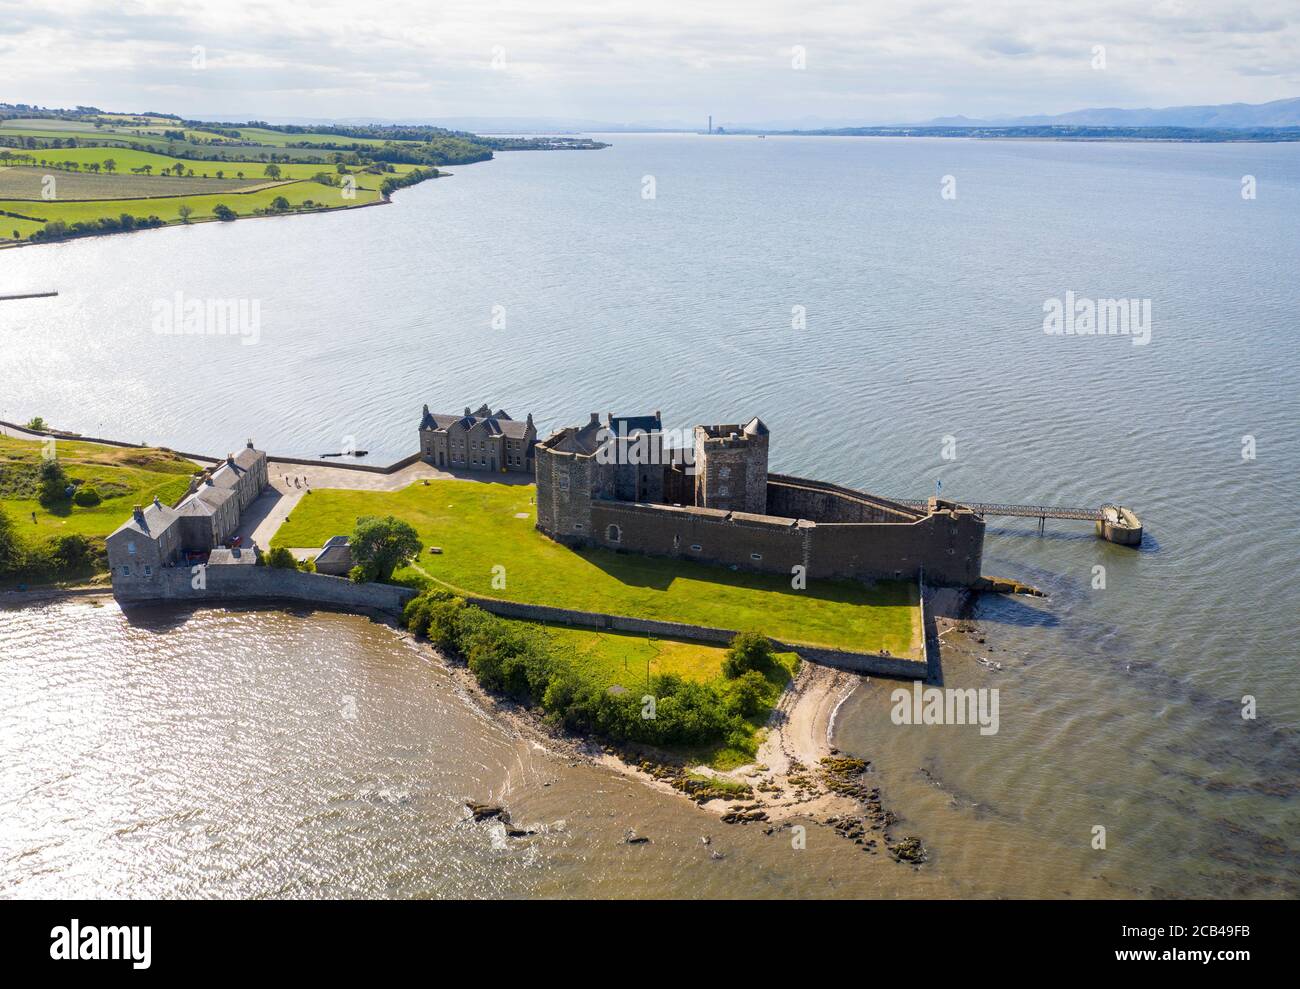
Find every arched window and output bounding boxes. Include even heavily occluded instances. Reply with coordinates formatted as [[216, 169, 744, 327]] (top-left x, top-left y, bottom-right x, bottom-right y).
[[606, 524, 621, 543]]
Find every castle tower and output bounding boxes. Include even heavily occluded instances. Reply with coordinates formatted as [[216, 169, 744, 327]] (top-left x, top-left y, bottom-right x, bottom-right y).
[[693, 417, 769, 514]]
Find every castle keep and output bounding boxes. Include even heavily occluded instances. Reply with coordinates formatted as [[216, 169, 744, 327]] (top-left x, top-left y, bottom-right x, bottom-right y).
[[535, 413, 985, 586]]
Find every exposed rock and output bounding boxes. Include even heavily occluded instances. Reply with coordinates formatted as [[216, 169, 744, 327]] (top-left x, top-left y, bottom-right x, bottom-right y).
[[466, 801, 509, 823], [889, 836, 928, 864]]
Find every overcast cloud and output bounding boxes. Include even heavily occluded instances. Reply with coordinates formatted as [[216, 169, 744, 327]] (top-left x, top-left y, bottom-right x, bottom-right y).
[[2, 0, 1297, 125]]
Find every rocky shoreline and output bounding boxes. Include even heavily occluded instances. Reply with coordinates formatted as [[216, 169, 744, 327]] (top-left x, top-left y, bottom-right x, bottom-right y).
[[401, 625, 930, 866]]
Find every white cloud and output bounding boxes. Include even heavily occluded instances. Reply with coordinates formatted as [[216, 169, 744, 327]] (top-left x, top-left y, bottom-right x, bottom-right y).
[[1, 0, 1296, 124]]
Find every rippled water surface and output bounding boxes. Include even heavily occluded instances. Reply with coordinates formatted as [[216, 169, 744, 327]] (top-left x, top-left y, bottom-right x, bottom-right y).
[[1, 135, 1298, 897]]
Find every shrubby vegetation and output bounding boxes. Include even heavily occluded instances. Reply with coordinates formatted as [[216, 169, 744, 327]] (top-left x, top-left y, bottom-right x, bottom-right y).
[[31, 213, 165, 242], [378, 166, 438, 198], [265, 546, 297, 569], [0, 507, 98, 583], [401, 589, 782, 755]]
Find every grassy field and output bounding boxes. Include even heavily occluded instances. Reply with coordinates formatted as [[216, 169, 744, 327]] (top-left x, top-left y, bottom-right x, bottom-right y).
[[0, 165, 273, 200], [0, 180, 385, 239], [0, 433, 196, 544], [274, 479, 921, 654], [1, 147, 422, 181], [542, 624, 800, 768], [0, 114, 436, 243]]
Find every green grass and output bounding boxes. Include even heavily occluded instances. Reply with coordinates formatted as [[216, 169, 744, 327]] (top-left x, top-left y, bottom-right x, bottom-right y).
[[274, 479, 922, 654], [0, 180, 386, 241], [0, 165, 274, 200], [0, 434, 198, 585], [0, 146, 421, 181], [539, 624, 799, 769], [0, 434, 197, 541]]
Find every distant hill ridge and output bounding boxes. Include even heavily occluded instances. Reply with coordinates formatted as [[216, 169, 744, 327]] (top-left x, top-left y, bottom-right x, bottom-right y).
[[925, 97, 1300, 129]]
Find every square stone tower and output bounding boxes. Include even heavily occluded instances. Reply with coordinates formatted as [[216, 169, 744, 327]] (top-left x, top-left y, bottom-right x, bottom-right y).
[[693, 417, 769, 514]]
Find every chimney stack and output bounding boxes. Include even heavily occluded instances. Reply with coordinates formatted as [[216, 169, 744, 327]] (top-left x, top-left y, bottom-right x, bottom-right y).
[[464, 406, 472, 417], [589, 412, 599, 426], [246, 438, 254, 449]]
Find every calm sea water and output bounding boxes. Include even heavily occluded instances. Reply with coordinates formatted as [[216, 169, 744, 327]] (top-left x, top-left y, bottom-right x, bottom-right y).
[[1, 135, 1298, 898]]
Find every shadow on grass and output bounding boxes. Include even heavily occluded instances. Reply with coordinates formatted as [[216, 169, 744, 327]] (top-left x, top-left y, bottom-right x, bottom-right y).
[[577, 542, 913, 608]]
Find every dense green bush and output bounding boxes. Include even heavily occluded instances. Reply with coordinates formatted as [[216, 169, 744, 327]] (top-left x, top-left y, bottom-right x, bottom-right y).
[[724, 669, 771, 718], [400, 589, 755, 751], [722, 629, 775, 678], [72, 485, 101, 507], [0, 508, 21, 576], [266, 546, 297, 569], [37, 459, 70, 506]]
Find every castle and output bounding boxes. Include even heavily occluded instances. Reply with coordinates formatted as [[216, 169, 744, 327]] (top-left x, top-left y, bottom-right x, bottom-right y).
[[419, 403, 537, 473], [535, 413, 984, 586]]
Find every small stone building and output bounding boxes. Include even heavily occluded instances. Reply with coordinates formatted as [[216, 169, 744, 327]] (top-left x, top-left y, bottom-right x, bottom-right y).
[[312, 536, 353, 577], [418, 403, 536, 473]]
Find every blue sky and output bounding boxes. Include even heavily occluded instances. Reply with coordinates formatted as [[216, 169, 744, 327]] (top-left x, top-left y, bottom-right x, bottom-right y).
[[2, 0, 1297, 125]]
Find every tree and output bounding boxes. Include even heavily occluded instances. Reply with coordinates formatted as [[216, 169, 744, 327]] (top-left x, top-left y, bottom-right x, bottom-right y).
[[725, 670, 770, 717], [212, 203, 237, 221], [178, 205, 193, 223], [37, 458, 70, 506], [263, 164, 281, 179], [350, 515, 422, 582], [722, 630, 774, 678], [0, 508, 22, 576], [25, 416, 46, 431], [266, 546, 297, 569], [103, 158, 116, 173], [269, 195, 290, 211]]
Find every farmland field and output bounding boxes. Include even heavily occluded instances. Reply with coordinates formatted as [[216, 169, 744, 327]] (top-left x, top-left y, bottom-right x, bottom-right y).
[[0, 165, 274, 200], [0, 179, 385, 239], [0, 107, 601, 244]]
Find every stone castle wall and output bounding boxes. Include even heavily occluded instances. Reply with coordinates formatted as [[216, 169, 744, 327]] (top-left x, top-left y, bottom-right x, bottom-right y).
[[585, 496, 981, 585], [766, 474, 920, 524]]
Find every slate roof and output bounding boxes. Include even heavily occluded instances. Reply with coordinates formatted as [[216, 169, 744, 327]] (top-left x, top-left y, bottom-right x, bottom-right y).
[[420, 406, 531, 439], [176, 481, 237, 515], [314, 536, 353, 568], [208, 546, 257, 565], [610, 412, 662, 435], [108, 500, 179, 540]]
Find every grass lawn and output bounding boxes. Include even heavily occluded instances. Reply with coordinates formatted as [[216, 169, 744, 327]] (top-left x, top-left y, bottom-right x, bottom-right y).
[[0, 434, 197, 544], [541, 624, 800, 769], [274, 479, 922, 654]]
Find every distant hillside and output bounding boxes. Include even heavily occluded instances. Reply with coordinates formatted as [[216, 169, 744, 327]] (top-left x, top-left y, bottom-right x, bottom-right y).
[[926, 97, 1300, 129]]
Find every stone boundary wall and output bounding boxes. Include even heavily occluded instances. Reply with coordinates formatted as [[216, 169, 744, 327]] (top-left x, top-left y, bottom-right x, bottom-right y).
[[460, 595, 928, 680], [112, 565, 415, 615], [109, 569, 926, 679], [0, 420, 423, 476]]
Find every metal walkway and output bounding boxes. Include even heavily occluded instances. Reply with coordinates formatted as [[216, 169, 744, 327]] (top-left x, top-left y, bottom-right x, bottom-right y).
[[885, 499, 1103, 521]]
